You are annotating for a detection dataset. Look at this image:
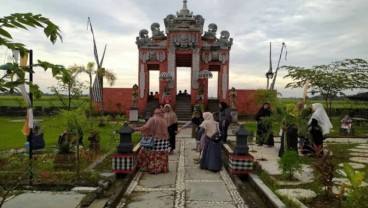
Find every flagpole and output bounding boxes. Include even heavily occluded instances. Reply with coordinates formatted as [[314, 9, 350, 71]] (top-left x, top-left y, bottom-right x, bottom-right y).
[[27, 49, 34, 186], [270, 42, 286, 90]]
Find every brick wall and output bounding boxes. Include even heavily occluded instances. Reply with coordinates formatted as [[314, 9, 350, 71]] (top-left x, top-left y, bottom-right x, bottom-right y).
[[94, 88, 133, 116], [95, 88, 260, 117], [233, 90, 259, 116]]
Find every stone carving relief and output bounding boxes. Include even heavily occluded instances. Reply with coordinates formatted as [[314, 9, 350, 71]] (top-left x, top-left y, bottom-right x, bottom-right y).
[[172, 34, 198, 49], [192, 48, 199, 89], [222, 66, 228, 100], [139, 51, 166, 62], [167, 44, 176, 89], [194, 15, 204, 33], [201, 52, 229, 63], [139, 64, 145, 98]]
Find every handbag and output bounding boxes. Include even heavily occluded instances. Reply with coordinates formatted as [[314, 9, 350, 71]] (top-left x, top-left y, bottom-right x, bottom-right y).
[[140, 118, 156, 148], [210, 123, 222, 144]]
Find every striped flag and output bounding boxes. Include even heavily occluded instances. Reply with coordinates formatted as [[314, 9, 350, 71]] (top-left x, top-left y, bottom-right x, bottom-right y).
[[88, 17, 106, 103], [92, 73, 102, 102]]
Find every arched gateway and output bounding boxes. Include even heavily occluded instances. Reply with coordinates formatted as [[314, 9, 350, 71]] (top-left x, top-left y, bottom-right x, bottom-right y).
[[136, 0, 232, 115], [101, 0, 260, 119]]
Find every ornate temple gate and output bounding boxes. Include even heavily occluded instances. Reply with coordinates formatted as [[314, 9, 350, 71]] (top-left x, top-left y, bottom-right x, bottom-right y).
[[135, 0, 233, 113]]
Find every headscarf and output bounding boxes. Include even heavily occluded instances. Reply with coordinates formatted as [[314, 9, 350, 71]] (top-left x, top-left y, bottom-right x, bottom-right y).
[[136, 108, 169, 140], [200, 112, 219, 138], [308, 103, 333, 135], [256, 102, 271, 121], [219, 101, 228, 112], [164, 104, 178, 126]]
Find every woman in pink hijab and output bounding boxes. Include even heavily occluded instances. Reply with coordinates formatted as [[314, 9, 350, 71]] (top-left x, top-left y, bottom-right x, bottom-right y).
[[133, 108, 171, 174]]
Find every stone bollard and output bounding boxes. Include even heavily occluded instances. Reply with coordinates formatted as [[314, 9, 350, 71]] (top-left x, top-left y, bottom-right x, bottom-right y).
[[116, 122, 133, 154], [112, 122, 136, 174], [229, 125, 254, 175]]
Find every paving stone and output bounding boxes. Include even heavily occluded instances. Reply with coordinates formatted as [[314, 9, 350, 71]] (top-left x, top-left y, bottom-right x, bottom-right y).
[[186, 202, 236, 208], [349, 152, 368, 157], [350, 157, 368, 164], [71, 186, 98, 193], [126, 190, 175, 208], [338, 162, 365, 169], [185, 168, 222, 181], [186, 181, 232, 202], [348, 148, 368, 153], [2, 192, 85, 208], [139, 171, 176, 189]]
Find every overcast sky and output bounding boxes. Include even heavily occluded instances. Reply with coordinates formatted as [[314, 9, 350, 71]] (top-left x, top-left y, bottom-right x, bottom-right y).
[[1, 0, 367, 98]]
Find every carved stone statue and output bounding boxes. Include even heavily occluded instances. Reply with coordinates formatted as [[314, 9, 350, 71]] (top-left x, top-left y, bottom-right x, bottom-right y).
[[217, 30, 233, 48], [229, 87, 237, 108], [203, 23, 217, 39], [151, 23, 165, 39], [132, 84, 139, 108], [135, 29, 154, 47]]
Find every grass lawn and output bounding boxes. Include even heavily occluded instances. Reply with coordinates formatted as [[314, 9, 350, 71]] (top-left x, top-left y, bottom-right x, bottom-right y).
[[0, 116, 141, 152], [0, 95, 89, 107]]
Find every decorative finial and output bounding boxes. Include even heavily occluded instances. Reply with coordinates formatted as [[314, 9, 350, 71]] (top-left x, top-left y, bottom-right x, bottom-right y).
[[179, 0, 190, 15]]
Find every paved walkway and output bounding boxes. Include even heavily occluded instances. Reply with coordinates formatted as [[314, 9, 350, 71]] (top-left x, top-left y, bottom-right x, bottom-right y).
[[116, 128, 248, 208]]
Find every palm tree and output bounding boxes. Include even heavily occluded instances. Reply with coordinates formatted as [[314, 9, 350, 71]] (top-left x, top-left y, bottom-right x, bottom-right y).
[[70, 62, 116, 117]]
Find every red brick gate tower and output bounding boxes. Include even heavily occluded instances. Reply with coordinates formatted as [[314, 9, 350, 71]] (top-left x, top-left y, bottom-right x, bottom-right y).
[[135, 0, 233, 113]]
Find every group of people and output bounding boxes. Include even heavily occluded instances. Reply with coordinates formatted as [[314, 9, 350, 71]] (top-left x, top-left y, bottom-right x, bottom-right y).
[[130, 104, 178, 174], [133, 99, 333, 174], [255, 101, 333, 157], [132, 101, 232, 174]]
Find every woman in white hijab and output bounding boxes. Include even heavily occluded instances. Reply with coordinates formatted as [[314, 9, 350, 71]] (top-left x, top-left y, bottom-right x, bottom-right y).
[[303, 103, 333, 156]]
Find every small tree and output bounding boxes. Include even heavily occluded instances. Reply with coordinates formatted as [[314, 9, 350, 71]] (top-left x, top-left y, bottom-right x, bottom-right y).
[[283, 58, 368, 115], [49, 67, 87, 110]]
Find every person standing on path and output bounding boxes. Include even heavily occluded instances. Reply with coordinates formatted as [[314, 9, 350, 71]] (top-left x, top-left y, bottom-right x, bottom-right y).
[[164, 104, 178, 153], [302, 103, 333, 156], [219, 101, 231, 143], [177, 110, 204, 151], [132, 108, 171, 174], [196, 112, 223, 172], [255, 102, 274, 147]]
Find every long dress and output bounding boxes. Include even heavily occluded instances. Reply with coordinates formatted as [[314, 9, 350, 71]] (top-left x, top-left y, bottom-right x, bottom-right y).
[[136, 110, 170, 174], [301, 119, 324, 156], [255, 107, 274, 146], [197, 112, 223, 172], [200, 136, 223, 172], [278, 124, 298, 157]]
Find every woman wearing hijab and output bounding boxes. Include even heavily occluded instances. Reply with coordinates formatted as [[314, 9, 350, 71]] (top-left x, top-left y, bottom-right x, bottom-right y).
[[177, 110, 204, 151], [255, 102, 274, 147], [196, 112, 222, 172], [164, 104, 178, 153], [219, 101, 232, 142], [302, 103, 333, 156], [132, 108, 171, 174]]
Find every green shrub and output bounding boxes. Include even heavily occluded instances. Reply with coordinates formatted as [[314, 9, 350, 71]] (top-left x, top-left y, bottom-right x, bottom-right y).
[[278, 150, 303, 180]]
